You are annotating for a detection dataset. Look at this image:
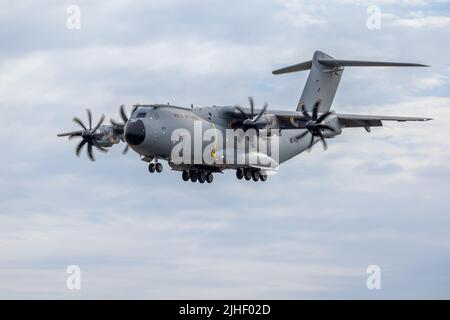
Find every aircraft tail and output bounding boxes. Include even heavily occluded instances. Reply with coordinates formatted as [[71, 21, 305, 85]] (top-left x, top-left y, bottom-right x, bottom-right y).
[[272, 50, 429, 113]]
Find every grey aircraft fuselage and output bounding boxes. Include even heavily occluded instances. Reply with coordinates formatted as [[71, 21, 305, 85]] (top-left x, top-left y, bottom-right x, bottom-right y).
[[124, 104, 319, 171]]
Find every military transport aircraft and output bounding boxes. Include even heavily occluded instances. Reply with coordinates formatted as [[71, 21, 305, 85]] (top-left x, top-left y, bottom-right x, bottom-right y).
[[58, 51, 431, 183]]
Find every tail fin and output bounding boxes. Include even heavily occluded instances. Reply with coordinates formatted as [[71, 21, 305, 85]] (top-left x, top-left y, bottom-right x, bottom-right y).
[[272, 50, 429, 113]]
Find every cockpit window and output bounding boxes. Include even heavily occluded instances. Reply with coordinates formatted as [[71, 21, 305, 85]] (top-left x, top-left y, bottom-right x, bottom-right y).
[[136, 112, 147, 118]]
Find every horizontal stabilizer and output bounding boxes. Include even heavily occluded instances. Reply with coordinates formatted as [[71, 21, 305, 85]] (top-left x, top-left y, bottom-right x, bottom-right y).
[[272, 60, 312, 75], [272, 58, 429, 75], [318, 59, 429, 68]]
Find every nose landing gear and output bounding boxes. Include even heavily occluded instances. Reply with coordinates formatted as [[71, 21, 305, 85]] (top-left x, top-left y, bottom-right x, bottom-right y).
[[148, 161, 163, 174]]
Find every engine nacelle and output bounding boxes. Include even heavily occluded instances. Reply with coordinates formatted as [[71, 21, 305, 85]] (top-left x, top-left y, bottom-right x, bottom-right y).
[[321, 114, 342, 138], [259, 114, 279, 129], [94, 125, 121, 147]]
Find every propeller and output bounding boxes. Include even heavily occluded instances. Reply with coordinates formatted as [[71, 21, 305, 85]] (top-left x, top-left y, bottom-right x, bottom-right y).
[[234, 97, 268, 130], [110, 104, 128, 133], [110, 104, 131, 154], [57, 109, 106, 161], [291, 104, 336, 151]]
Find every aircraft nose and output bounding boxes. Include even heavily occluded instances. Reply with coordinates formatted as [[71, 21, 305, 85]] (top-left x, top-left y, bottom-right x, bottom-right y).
[[125, 120, 146, 146]]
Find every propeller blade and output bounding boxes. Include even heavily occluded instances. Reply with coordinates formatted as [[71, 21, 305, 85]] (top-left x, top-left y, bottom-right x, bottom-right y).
[[234, 105, 248, 118], [73, 117, 87, 130], [110, 119, 122, 126], [319, 135, 328, 150], [253, 102, 268, 122], [76, 139, 87, 157], [131, 105, 139, 115], [87, 109, 92, 130], [92, 114, 105, 133], [291, 130, 309, 142], [301, 105, 311, 121], [94, 144, 108, 153], [57, 130, 83, 137], [87, 141, 95, 161], [249, 97, 254, 118], [122, 144, 129, 154], [120, 104, 128, 123], [316, 111, 333, 123], [69, 135, 82, 141], [312, 103, 319, 121]]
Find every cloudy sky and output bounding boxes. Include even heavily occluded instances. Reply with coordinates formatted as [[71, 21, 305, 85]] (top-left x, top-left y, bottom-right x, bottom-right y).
[[0, 0, 449, 299]]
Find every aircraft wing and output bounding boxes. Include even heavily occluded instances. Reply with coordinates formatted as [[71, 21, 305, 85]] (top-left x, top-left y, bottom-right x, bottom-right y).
[[222, 107, 431, 130], [268, 110, 432, 122], [337, 114, 432, 129], [268, 110, 431, 128]]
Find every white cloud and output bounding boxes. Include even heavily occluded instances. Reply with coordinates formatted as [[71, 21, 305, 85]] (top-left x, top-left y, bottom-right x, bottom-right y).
[[274, 0, 326, 28], [413, 74, 449, 89], [336, 0, 449, 5], [391, 12, 450, 28]]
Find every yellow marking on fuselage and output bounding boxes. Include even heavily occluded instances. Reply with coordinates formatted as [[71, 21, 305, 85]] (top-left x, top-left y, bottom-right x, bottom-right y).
[[211, 122, 218, 159]]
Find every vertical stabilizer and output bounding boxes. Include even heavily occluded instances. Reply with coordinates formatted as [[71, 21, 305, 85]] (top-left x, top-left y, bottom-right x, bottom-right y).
[[297, 51, 343, 113]]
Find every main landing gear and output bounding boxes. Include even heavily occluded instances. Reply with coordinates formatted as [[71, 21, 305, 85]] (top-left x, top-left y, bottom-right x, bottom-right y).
[[148, 161, 163, 173], [182, 170, 214, 184], [236, 167, 267, 182]]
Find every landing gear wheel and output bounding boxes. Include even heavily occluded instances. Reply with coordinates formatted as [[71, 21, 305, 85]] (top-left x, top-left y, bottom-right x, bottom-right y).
[[244, 168, 252, 181], [236, 168, 244, 180], [198, 171, 206, 184], [252, 170, 260, 181], [190, 171, 198, 182], [148, 163, 155, 173], [182, 170, 189, 181], [155, 163, 163, 173], [260, 173, 267, 182], [206, 172, 214, 183]]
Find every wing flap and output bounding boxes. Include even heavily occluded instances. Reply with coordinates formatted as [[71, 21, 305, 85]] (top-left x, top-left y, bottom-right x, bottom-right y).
[[339, 118, 383, 128]]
